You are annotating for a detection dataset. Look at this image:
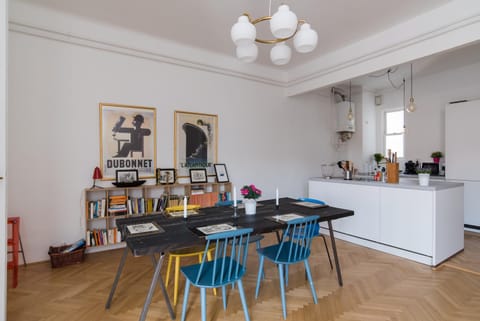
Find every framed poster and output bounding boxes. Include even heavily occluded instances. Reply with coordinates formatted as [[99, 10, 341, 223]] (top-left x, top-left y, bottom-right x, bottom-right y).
[[156, 168, 176, 184], [174, 111, 218, 177], [214, 163, 229, 183], [100, 103, 156, 180]]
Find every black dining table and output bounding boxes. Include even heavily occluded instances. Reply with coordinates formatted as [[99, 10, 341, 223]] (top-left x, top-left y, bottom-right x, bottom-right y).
[[105, 197, 354, 321]]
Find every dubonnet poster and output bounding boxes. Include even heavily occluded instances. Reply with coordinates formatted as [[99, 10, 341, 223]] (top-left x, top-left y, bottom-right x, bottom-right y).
[[174, 111, 218, 177], [100, 103, 156, 180]]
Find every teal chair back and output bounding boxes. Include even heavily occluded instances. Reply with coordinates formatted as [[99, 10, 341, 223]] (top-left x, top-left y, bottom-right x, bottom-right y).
[[181, 228, 253, 321], [195, 228, 252, 286], [275, 215, 319, 263]]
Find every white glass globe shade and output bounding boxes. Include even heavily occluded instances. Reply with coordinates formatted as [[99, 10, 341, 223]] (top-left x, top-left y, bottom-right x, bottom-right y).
[[236, 43, 258, 63], [294, 23, 318, 53], [270, 5, 298, 39], [270, 43, 291, 65], [231, 15, 256, 46]]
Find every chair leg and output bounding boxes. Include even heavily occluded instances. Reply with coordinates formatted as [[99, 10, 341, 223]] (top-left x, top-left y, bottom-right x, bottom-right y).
[[255, 255, 265, 298], [278, 264, 287, 320], [174, 256, 181, 305], [165, 255, 173, 286], [320, 234, 333, 270], [237, 279, 251, 321], [180, 279, 191, 321], [256, 240, 265, 279], [222, 286, 227, 310], [304, 260, 318, 304], [285, 265, 289, 286], [200, 287, 207, 321]]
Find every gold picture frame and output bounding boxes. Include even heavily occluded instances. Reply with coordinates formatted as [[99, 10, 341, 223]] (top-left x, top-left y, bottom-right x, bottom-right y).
[[100, 103, 156, 180], [174, 111, 218, 177]]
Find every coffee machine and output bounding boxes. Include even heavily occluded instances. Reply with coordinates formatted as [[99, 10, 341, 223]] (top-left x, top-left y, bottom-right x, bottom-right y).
[[404, 160, 418, 174]]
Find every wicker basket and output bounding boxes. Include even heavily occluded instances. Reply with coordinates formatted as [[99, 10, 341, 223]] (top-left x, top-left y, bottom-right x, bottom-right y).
[[48, 244, 86, 268]]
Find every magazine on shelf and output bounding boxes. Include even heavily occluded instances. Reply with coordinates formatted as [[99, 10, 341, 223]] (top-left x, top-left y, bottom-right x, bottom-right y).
[[197, 223, 236, 235], [126, 222, 164, 235], [292, 201, 327, 208], [271, 213, 304, 222]]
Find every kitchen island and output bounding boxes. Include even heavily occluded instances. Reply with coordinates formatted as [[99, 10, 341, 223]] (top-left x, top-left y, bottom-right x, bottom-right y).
[[309, 177, 464, 266]]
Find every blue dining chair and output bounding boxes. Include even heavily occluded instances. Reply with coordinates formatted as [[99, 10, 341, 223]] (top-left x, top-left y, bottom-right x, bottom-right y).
[[255, 215, 319, 319], [295, 198, 333, 270], [180, 228, 253, 321]]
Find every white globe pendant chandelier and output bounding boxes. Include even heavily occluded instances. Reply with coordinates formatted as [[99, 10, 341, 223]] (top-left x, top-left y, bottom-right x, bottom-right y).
[[231, 3, 318, 66]]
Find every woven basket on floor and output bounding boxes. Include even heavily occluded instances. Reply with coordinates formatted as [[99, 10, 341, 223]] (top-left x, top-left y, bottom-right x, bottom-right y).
[[48, 244, 86, 268]]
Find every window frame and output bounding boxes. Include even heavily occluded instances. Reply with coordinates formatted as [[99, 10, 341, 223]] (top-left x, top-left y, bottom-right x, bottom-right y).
[[382, 108, 405, 158]]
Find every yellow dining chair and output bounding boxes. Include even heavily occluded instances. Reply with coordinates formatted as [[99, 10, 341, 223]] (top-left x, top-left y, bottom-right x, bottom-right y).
[[165, 245, 216, 306]]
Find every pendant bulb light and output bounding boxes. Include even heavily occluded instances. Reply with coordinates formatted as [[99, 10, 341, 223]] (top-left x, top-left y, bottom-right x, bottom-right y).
[[406, 63, 416, 113], [348, 80, 353, 121]]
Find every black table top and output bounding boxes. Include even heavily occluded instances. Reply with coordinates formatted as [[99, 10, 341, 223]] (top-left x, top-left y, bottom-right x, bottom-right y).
[[116, 197, 354, 257]]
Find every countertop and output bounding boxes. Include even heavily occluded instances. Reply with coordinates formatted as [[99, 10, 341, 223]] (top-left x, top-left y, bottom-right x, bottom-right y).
[[310, 177, 463, 191]]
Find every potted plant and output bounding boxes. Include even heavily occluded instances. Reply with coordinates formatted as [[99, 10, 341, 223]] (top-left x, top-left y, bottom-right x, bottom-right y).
[[373, 153, 384, 167], [416, 168, 431, 186], [241, 184, 262, 215], [430, 151, 443, 164]]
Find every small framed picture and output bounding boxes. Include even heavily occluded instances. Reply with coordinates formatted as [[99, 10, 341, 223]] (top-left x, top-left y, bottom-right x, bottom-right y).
[[189, 168, 208, 183], [156, 168, 176, 184], [116, 169, 138, 183], [214, 163, 229, 183]]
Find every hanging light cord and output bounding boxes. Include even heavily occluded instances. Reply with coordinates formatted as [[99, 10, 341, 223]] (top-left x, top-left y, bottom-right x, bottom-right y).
[[403, 78, 406, 130]]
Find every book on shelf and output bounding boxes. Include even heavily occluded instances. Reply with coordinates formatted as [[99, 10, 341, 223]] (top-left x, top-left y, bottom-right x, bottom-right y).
[[86, 228, 121, 247]]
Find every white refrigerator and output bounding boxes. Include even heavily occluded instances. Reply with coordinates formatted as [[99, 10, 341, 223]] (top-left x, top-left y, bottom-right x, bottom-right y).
[[445, 99, 480, 228]]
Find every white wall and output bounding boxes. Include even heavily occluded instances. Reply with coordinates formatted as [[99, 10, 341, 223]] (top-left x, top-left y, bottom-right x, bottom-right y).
[[1, 0, 7, 317], [7, 23, 334, 263], [377, 61, 480, 166]]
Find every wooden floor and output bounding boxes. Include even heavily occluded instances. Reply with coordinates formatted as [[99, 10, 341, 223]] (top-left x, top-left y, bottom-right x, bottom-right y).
[[7, 231, 480, 321]]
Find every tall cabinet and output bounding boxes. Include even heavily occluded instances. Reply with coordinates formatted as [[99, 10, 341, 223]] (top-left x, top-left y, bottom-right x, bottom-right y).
[[445, 99, 480, 228], [84, 182, 232, 249]]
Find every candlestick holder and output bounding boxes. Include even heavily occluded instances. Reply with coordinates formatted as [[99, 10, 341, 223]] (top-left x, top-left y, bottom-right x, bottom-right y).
[[275, 204, 279, 210], [232, 206, 239, 218]]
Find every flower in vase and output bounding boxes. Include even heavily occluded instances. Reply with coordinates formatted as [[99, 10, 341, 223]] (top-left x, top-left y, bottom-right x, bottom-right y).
[[240, 184, 262, 199]]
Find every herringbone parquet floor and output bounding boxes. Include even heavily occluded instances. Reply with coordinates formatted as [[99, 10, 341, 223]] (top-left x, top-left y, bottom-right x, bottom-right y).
[[7, 231, 480, 321]]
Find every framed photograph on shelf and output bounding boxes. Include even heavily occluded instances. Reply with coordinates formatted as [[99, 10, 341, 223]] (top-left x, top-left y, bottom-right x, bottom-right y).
[[156, 168, 176, 185], [189, 168, 208, 184], [174, 111, 218, 177], [116, 169, 138, 183], [214, 163, 229, 183], [100, 103, 156, 180]]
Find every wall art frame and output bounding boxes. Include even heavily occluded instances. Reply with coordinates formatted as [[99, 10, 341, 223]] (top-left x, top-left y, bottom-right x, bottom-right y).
[[174, 110, 218, 177], [214, 163, 229, 183], [156, 168, 176, 185], [100, 103, 156, 180], [189, 168, 208, 184]]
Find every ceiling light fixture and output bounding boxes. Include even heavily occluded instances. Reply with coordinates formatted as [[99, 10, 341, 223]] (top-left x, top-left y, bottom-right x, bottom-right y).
[[231, 2, 318, 65], [407, 63, 417, 113]]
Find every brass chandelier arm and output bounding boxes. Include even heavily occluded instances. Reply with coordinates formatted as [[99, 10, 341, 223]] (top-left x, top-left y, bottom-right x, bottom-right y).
[[242, 13, 307, 45]]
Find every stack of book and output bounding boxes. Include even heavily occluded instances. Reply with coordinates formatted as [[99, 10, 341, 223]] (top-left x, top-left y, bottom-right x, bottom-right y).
[[108, 195, 128, 216], [86, 228, 122, 247], [88, 198, 106, 219]]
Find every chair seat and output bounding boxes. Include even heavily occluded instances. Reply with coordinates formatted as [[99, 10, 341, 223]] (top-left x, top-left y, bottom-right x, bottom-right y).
[[257, 242, 311, 264], [181, 258, 246, 288], [169, 244, 210, 256]]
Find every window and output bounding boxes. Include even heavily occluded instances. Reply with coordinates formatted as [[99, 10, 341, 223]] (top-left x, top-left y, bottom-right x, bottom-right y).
[[384, 109, 404, 158]]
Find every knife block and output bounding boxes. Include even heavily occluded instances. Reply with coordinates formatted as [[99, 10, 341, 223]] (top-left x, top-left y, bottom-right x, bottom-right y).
[[386, 163, 399, 184]]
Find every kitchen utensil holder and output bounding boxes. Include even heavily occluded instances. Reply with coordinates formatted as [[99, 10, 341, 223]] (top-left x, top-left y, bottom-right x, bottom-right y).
[[386, 163, 399, 184]]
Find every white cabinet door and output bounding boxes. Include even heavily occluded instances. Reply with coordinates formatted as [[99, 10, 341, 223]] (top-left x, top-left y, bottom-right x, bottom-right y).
[[379, 188, 433, 256], [309, 181, 380, 241]]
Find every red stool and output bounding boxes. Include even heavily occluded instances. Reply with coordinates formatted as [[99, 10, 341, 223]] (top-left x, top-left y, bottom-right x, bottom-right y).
[[8, 217, 26, 288]]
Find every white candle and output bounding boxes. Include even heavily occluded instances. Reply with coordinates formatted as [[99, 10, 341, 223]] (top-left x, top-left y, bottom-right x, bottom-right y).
[[233, 186, 237, 207], [183, 196, 187, 218], [276, 188, 279, 206]]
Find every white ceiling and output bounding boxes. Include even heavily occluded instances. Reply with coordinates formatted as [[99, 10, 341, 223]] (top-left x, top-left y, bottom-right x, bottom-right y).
[[13, 0, 480, 93], [16, 0, 452, 68]]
